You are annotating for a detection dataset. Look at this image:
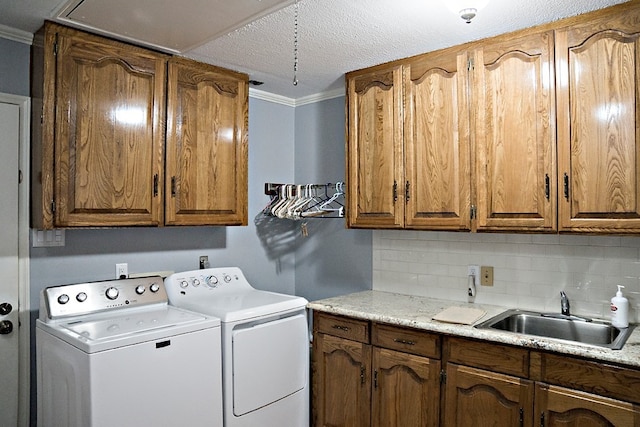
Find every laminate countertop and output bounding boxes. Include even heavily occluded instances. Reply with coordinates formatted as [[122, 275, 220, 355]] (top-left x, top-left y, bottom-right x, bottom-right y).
[[307, 290, 640, 369]]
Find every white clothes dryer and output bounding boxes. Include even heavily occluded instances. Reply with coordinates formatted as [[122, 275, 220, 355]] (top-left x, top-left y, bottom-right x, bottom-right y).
[[36, 276, 223, 427], [165, 267, 309, 427]]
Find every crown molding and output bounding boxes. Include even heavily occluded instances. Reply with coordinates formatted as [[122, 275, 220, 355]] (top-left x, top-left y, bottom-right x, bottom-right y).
[[249, 87, 344, 107], [0, 25, 33, 45]]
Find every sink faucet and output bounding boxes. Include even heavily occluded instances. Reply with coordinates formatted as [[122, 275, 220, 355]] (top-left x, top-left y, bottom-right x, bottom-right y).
[[560, 291, 570, 316]]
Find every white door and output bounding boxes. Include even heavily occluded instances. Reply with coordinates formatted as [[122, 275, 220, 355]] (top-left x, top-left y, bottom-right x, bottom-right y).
[[0, 100, 22, 426]]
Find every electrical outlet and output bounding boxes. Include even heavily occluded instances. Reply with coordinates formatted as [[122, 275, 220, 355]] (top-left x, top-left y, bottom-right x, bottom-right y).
[[115, 263, 128, 279], [199, 256, 210, 269], [481, 266, 494, 286], [467, 265, 480, 287]]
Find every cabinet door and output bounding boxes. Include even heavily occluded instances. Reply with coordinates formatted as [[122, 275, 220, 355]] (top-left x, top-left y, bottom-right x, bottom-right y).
[[372, 347, 440, 427], [472, 30, 557, 232], [404, 48, 471, 230], [313, 333, 371, 427], [165, 57, 248, 226], [346, 65, 404, 228], [54, 25, 166, 227], [535, 383, 640, 426], [444, 364, 534, 427], [557, 10, 640, 232]]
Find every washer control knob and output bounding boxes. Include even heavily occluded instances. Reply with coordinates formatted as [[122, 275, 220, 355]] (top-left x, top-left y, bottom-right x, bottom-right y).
[[206, 276, 219, 287], [135, 285, 146, 295], [57, 294, 70, 304], [0, 303, 12, 315], [179, 280, 189, 289], [0, 320, 13, 335], [105, 287, 119, 300], [150, 283, 160, 293], [223, 274, 232, 283], [192, 278, 200, 287], [76, 292, 87, 302]]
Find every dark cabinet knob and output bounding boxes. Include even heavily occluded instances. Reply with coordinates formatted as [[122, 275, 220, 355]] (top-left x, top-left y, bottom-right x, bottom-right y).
[[0, 303, 12, 316], [0, 320, 13, 335]]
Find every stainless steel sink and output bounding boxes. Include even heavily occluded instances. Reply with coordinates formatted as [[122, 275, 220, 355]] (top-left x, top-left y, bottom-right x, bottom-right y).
[[475, 309, 635, 350]]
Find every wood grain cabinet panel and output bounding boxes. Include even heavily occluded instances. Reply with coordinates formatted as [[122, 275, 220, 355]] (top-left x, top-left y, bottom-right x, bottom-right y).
[[557, 8, 640, 233], [313, 333, 372, 427], [346, 65, 404, 228], [535, 383, 640, 427], [404, 48, 471, 231], [444, 364, 534, 427], [31, 23, 248, 228], [165, 57, 248, 226], [34, 22, 167, 227], [472, 29, 557, 232], [372, 347, 440, 427]]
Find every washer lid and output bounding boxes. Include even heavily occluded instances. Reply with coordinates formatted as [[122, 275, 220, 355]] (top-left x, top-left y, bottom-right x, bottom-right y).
[[38, 306, 220, 353], [174, 289, 308, 322]]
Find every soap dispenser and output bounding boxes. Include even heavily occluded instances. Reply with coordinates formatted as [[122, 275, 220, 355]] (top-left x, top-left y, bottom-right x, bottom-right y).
[[611, 285, 629, 328]]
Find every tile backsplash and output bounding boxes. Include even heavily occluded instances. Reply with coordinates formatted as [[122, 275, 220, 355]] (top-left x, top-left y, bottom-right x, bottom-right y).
[[373, 231, 640, 322]]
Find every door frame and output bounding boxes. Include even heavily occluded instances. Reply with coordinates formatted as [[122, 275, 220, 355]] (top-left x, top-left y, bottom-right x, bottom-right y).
[[1, 92, 31, 427]]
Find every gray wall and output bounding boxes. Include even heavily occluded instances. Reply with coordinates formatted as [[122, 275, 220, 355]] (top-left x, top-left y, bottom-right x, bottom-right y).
[[293, 98, 372, 301], [0, 38, 29, 97]]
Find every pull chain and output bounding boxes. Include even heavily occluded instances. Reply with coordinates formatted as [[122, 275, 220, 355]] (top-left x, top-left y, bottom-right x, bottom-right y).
[[293, 0, 299, 86]]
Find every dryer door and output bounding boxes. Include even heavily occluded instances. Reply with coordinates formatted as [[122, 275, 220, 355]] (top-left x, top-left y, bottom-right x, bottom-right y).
[[232, 312, 308, 416]]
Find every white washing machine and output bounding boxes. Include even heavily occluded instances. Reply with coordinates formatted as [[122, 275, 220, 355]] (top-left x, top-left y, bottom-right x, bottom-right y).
[[165, 267, 309, 427], [36, 275, 223, 427]]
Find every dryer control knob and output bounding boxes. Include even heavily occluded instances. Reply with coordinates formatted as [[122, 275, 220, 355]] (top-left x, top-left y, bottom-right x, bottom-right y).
[[179, 280, 189, 288], [76, 292, 87, 302], [135, 285, 146, 295], [105, 287, 119, 300], [150, 283, 160, 293], [223, 274, 231, 283], [57, 294, 70, 304], [192, 278, 200, 287]]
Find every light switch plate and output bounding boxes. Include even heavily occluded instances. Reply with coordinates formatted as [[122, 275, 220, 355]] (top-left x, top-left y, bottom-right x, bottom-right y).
[[32, 229, 65, 247]]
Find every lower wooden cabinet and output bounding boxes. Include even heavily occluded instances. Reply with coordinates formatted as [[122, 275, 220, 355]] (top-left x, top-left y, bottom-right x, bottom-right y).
[[443, 364, 534, 427], [311, 312, 640, 427], [535, 383, 640, 427], [313, 313, 440, 427]]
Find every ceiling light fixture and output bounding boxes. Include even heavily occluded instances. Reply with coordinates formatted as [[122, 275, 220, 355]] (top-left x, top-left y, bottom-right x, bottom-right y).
[[443, 0, 490, 24]]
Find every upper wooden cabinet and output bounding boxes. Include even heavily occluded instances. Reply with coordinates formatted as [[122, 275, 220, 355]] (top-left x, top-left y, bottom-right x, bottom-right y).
[[32, 22, 167, 228], [31, 22, 248, 229], [346, 65, 404, 228], [556, 7, 640, 233], [165, 57, 248, 226], [346, 1, 640, 234], [404, 48, 471, 231], [472, 30, 557, 232]]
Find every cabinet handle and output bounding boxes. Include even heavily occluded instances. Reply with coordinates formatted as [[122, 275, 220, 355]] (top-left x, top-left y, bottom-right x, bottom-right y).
[[332, 324, 350, 332], [171, 176, 177, 197], [405, 181, 410, 202], [544, 174, 550, 200], [393, 181, 398, 202], [153, 174, 159, 197], [393, 338, 416, 346], [563, 173, 569, 200]]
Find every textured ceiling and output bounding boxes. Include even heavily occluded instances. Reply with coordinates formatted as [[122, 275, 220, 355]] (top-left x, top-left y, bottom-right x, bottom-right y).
[[0, 0, 631, 101]]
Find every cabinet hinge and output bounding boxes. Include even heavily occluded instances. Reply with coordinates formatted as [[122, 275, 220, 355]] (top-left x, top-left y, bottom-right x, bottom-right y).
[[470, 205, 477, 220], [171, 176, 177, 197], [405, 181, 410, 203], [374, 370, 378, 388], [51, 200, 56, 213], [53, 41, 58, 56], [467, 58, 474, 71], [360, 365, 366, 385], [153, 174, 159, 197], [393, 180, 398, 203], [540, 412, 545, 427], [519, 408, 524, 427], [440, 369, 446, 385]]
